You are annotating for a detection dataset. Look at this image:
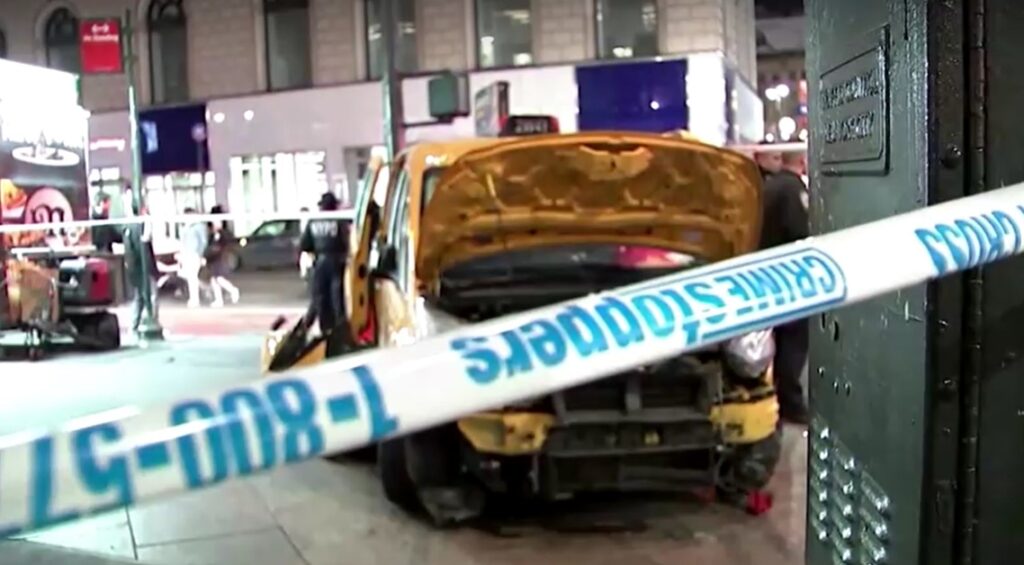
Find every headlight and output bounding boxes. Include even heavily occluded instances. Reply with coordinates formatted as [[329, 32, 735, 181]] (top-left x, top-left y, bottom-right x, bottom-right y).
[[722, 329, 774, 379]]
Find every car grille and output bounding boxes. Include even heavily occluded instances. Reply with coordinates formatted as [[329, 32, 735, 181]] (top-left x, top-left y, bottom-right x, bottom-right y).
[[556, 356, 721, 416]]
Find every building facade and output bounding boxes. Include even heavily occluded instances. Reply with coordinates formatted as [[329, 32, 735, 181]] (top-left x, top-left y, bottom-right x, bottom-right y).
[[0, 0, 759, 233]]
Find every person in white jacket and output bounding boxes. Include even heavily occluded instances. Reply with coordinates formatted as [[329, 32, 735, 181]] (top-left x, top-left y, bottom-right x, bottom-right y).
[[179, 208, 208, 308]]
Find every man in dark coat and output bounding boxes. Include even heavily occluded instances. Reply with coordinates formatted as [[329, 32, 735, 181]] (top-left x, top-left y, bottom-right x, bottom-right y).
[[754, 145, 783, 181], [761, 151, 810, 425]]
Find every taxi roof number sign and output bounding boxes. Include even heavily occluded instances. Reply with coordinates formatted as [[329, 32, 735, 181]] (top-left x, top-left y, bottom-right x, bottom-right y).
[[498, 115, 560, 137]]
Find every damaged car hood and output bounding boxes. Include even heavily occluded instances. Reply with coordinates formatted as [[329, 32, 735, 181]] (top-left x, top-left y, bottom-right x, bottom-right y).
[[417, 132, 763, 282]]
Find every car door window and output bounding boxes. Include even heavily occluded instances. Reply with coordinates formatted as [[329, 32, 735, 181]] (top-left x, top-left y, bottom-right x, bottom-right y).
[[252, 221, 288, 238], [382, 166, 411, 291]]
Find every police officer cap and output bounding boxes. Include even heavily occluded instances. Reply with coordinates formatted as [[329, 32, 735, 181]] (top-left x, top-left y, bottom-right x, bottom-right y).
[[318, 192, 339, 209]]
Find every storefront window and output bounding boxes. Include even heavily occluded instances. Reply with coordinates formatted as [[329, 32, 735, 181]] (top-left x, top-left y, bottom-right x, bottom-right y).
[[0, 29, 7, 59], [145, 172, 216, 243], [476, 0, 533, 68], [228, 151, 328, 235], [148, 0, 189, 104], [265, 0, 312, 90], [595, 0, 658, 59], [365, 0, 417, 80], [44, 8, 82, 74]]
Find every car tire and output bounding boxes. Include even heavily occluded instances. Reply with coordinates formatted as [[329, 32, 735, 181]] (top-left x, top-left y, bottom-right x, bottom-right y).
[[378, 438, 421, 513], [720, 427, 783, 492], [95, 312, 121, 351]]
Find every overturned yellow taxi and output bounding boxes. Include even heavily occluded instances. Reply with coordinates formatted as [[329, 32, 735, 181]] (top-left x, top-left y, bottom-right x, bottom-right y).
[[262, 130, 781, 525]]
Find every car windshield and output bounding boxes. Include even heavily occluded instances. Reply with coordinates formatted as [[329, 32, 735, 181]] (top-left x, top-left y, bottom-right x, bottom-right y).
[[421, 167, 446, 212]]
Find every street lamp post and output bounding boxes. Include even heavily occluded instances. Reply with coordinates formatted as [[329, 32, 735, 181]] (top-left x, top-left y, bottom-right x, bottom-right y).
[[380, 0, 405, 159], [123, 9, 164, 341]]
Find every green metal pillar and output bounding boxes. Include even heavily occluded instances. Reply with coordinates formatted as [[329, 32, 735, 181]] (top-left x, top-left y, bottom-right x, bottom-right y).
[[807, 0, 1024, 563], [122, 9, 163, 341], [379, 0, 405, 159]]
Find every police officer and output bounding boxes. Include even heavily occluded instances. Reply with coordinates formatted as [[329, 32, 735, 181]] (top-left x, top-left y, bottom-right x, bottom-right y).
[[300, 192, 350, 348], [754, 144, 783, 182], [761, 151, 811, 425]]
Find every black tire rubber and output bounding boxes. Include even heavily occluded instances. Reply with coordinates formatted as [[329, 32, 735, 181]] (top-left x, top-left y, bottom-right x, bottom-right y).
[[720, 427, 784, 492], [95, 313, 121, 350], [378, 438, 420, 512]]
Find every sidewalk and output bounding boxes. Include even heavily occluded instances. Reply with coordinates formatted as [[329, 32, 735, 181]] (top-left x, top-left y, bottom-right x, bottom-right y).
[[1, 320, 808, 565]]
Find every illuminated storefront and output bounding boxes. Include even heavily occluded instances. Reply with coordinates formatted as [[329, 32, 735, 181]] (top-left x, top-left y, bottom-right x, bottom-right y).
[[227, 150, 328, 235]]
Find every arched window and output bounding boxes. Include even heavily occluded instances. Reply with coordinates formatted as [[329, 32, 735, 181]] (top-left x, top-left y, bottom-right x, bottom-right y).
[[0, 29, 7, 59], [264, 0, 312, 90], [45, 8, 81, 73], [148, 0, 189, 104]]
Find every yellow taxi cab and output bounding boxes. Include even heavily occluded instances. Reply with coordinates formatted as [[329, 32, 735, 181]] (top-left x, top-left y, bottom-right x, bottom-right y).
[[262, 122, 781, 526]]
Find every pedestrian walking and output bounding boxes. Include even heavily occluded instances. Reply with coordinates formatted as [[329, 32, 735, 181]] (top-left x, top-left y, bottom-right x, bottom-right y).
[[123, 202, 160, 332], [206, 205, 240, 307], [179, 207, 208, 308]]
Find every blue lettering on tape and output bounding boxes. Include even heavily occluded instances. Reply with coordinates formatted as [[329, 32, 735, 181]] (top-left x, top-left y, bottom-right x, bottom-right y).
[[915, 208, 1024, 275], [5, 364, 402, 535], [451, 248, 846, 383], [136, 442, 171, 470]]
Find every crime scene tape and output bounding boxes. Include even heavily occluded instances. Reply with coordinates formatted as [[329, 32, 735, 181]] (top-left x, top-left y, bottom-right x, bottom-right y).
[[0, 209, 356, 234], [729, 141, 807, 154], [2, 182, 1023, 536]]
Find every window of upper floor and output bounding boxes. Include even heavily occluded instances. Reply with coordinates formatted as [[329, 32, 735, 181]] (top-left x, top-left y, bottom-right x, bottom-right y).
[[45, 8, 81, 74], [148, 0, 190, 104], [476, 0, 533, 69], [0, 28, 7, 59], [365, 0, 418, 80], [595, 0, 659, 60], [265, 0, 312, 90]]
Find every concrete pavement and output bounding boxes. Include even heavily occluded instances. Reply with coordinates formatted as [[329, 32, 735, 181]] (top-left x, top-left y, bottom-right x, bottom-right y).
[[1, 276, 809, 564]]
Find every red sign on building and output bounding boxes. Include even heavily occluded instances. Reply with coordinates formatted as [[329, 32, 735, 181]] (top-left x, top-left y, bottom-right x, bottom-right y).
[[79, 18, 123, 74]]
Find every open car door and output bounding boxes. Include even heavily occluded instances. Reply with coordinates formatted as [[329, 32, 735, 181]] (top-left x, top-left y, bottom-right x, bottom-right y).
[[261, 156, 389, 373], [346, 155, 389, 344]]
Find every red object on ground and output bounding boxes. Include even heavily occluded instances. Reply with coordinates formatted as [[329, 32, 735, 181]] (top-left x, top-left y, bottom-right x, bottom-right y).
[[745, 490, 774, 516]]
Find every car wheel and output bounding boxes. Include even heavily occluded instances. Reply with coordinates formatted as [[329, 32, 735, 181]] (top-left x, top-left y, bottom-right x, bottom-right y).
[[378, 438, 420, 512], [719, 427, 783, 492], [95, 313, 121, 351]]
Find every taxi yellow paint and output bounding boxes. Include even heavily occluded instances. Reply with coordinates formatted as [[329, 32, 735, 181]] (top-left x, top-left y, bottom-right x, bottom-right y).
[[261, 130, 777, 455]]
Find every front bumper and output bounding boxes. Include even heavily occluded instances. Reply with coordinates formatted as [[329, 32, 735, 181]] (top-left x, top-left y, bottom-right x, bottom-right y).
[[456, 393, 779, 458]]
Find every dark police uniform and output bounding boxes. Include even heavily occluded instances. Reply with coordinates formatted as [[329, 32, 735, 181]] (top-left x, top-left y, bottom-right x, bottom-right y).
[[760, 169, 810, 423], [300, 211, 350, 338]]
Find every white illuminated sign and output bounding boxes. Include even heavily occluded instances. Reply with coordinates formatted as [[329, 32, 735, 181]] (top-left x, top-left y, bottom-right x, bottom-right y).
[[89, 138, 127, 152], [0, 58, 79, 108], [0, 101, 89, 152]]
